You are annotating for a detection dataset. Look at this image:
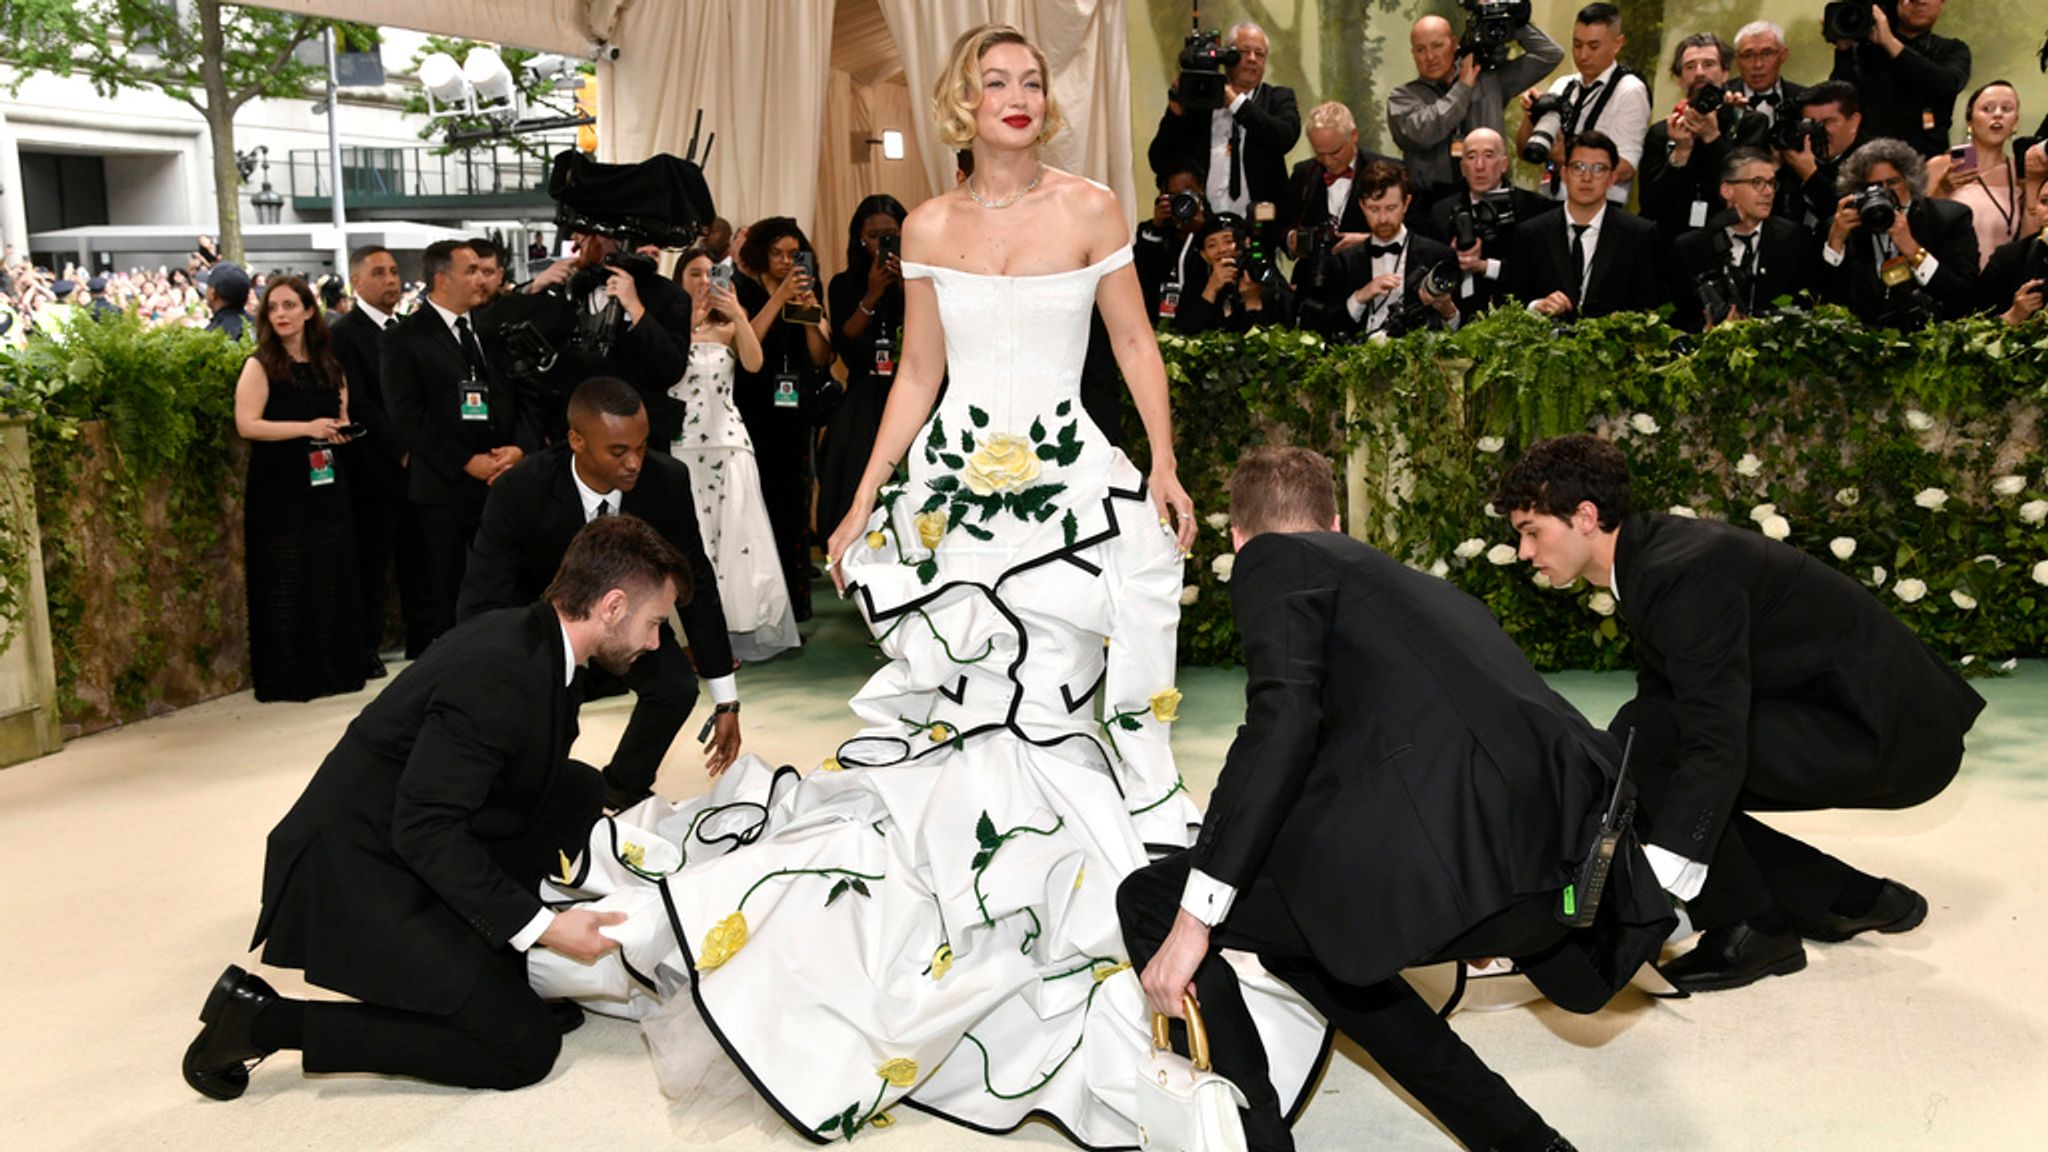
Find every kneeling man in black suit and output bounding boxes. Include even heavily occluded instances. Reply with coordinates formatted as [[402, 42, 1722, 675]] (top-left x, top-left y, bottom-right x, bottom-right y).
[[459, 376, 742, 807], [182, 516, 690, 1099], [1122, 447, 1671, 1152], [1496, 436, 1984, 994]]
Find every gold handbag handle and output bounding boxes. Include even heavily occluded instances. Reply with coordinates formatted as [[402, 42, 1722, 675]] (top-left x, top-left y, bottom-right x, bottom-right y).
[[1150, 994, 1212, 1073]]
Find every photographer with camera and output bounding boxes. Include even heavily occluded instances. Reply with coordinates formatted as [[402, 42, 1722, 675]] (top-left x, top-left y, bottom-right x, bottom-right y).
[[819, 195, 908, 545], [1978, 180, 2048, 325], [1135, 165, 1213, 324], [1312, 160, 1460, 340], [1146, 22, 1299, 245], [520, 229, 692, 450], [1775, 80, 1868, 228], [1277, 102, 1384, 269], [1173, 213, 1283, 335], [1519, 4, 1650, 206], [1827, 0, 1970, 159], [1640, 34, 1772, 243], [1424, 128, 1554, 313], [1672, 148, 1820, 330], [1506, 130, 1664, 319], [1821, 137, 1980, 328], [1730, 22, 1808, 124], [1388, 6, 1562, 221]]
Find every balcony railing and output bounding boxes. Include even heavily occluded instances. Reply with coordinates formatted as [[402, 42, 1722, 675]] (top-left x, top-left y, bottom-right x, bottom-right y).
[[285, 141, 569, 211]]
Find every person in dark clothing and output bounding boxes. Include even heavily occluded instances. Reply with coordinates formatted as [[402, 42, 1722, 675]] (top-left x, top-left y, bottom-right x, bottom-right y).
[[819, 195, 908, 541], [1638, 33, 1773, 242], [1827, 0, 1970, 157], [1820, 137, 1980, 328], [204, 261, 252, 340]]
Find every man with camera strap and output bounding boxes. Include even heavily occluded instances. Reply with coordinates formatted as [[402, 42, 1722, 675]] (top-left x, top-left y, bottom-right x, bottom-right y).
[[1639, 34, 1773, 244], [1519, 3, 1650, 206], [1388, 6, 1562, 224]]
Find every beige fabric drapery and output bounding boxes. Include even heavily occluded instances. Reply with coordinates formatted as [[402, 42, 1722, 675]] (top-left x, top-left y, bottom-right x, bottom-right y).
[[245, 0, 615, 56], [814, 71, 931, 283]]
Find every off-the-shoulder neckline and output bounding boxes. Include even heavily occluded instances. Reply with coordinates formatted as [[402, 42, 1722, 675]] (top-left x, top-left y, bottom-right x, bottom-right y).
[[898, 244, 1132, 282]]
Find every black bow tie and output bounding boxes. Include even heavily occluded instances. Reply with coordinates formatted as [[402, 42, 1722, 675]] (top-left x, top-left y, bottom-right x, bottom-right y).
[[1752, 89, 1780, 108], [1368, 242, 1404, 260]]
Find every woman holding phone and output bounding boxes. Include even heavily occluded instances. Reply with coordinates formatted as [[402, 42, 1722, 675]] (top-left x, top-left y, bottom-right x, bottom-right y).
[[1928, 81, 2028, 270], [817, 194, 908, 543], [233, 274, 366, 702], [670, 247, 798, 660]]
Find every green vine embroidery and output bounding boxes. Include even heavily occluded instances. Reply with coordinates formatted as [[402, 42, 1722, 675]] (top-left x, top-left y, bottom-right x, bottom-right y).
[[1127, 775, 1189, 818], [873, 608, 996, 665], [969, 810, 1067, 935], [957, 956, 1128, 1100]]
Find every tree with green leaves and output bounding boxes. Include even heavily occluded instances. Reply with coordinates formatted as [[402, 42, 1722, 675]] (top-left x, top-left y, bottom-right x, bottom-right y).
[[0, 1, 370, 263]]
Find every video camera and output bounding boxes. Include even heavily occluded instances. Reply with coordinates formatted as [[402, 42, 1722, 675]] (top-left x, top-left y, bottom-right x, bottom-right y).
[[1449, 188, 1519, 249], [1457, 0, 1532, 71], [1173, 7, 1241, 112], [1823, 0, 1899, 44]]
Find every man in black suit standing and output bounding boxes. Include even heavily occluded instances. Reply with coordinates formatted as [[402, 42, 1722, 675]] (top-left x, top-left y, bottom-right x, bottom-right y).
[[1506, 131, 1664, 319], [1820, 137, 1979, 328], [1638, 34, 1772, 243], [1313, 159, 1461, 338], [1827, 0, 1969, 158], [459, 376, 741, 807], [1671, 148, 1820, 330], [1146, 22, 1299, 248], [1122, 447, 1671, 1152], [1497, 435, 1984, 994], [331, 244, 433, 670], [384, 238, 530, 645], [1423, 127, 1554, 314], [182, 516, 694, 1099]]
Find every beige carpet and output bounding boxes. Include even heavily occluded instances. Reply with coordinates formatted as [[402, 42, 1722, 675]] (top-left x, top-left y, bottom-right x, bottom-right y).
[[3, 627, 2044, 1151]]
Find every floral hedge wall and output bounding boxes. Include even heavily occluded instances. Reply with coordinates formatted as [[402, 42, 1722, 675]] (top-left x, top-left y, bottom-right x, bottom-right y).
[[1160, 308, 2048, 670]]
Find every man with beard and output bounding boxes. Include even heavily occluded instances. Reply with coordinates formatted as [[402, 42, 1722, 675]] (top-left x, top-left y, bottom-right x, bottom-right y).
[[181, 514, 693, 1099], [458, 376, 741, 807]]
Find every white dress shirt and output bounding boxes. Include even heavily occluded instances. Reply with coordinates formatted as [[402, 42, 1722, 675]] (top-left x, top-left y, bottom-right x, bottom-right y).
[[1541, 63, 1650, 203], [1345, 227, 1410, 328], [1205, 90, 1256, 218], [352, 298, 395, 330], [1820, 227, 1942, 287]]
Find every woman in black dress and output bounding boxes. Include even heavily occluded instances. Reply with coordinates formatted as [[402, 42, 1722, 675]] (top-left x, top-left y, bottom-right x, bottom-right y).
[[734, 217, 834, 622], [817, 195, 907, 541], [233, 275, 366, 702]]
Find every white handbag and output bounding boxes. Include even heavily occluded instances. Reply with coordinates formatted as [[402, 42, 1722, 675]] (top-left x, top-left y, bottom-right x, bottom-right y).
[[1135, 995, 1250, 1152]]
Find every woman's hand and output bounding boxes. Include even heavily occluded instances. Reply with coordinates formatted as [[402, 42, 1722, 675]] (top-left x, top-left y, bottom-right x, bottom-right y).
[[866, 252, 900, 298], [306, 416, 346, 442], [705, 283, 744, 323], [825, 496, 877, 595], [1151, 465, 1196, 554]]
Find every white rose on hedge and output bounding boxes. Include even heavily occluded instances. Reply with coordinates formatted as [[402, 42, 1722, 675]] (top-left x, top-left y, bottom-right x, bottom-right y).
[[1531, 570, 1553, 589], [2000, 658, 2020, 672], [1668, 505, 1699, 518], [1734, 453, 1762, 476], [1484, 501, 1502, 519], [1476, 436, 1505, 453], [1211, 554, 1235, 583], [1179, 585, 1200, 606], [1205, 512, 1230, 531], [1455, 537, 1488, 560], [1588, 590, 1616, 616], [2022, 500, 2048, 525], [2034, 560, 2048, 586], [1486, 543, 1518, 566], [1835, 486, 1860, 506], [1829, 536, 1857, 560], [1914, 488, 1949, 511], [1904, 408, 1935, 431], [1628, 413, 1660, 435], [1992, 475, 2026, 497], [1429, 559, 1450, 579], [1894, 578, 1927, 603], [1761, 514, 1791, 540], [1950, 589, 1978, 610], [1749, 502, 1777, 523], [1872, 566, 1888, 586]]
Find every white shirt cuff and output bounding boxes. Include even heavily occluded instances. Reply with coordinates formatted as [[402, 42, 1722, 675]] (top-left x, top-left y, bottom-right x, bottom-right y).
[[1483, 258, 1501, 281], [705, 674, 738, 706], [510, 907, 556, 952], [1180, 868, 1238, 926], [1642, 844, 1709, 902], [1912, 252, 1939, 285], [1345, 293, 1368, 322], [1227, 92, 1249, 114], [1822, 242, 1846, 266]]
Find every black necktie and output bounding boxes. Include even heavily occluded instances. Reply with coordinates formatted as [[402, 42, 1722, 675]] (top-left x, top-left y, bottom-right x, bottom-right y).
[[1368, 242, 1403, 260], [592, 499, 612, 521], [1569, 223, 1590, 294], [1730, 234, 1750, 271], [454, 315, 487, 379], [1227, 117, 1244, 201]]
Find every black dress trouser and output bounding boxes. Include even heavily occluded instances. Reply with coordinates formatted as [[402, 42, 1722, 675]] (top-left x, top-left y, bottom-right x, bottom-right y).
[[416, 500, 484, 646], [300, 948, 559, 1089], [1119, 851, 1569, 1152]]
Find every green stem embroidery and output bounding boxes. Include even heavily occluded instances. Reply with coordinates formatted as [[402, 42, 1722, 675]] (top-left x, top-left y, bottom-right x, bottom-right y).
[[737, 866, 887, 914], [1097, 705, 1150, 761], [873, 608, 996, 665], [958, 968, 1117, 1100], [969, 811, 1067, 928], [1127, 775, 1189, 818], [897, 713, 964, 749]]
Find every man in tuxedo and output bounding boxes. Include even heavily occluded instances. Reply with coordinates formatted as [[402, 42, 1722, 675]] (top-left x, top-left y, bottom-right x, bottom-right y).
[[1777, 80, 1867, 229], [1729, 21, 1807, 124], [1424, 127, 1554, 314], [1828, 0, 1970, 158], [1497, 435, 1983, 993], [1314, 160, 1460, 339], [1276, 101, 1382, 283], [182, 516, 692, 1099], [459, 376, 741, 806], [1638, 34, 1772, 243], [384, 238, 530, 645], [331, 245, 433, 669], [1146, 22, 1299, 246], [1820, 137, 1979, 328], [1671, 149, 1820, 330], [1122, 447, 1670, 1152], [1506, 131, 1664, 319], [1387, 11, 1562, 221], [517, 229, 691, 449]]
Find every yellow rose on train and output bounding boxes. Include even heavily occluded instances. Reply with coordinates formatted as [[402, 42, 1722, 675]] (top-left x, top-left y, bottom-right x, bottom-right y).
[[963, 433, 1042, 495], [697, 911, 749, 970], [877, 1058, 921, 1088], [915, 510, 949, 549]]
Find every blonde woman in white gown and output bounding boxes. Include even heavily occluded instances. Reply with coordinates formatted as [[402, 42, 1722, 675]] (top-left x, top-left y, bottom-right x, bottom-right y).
[[530, 25, 1327, 1146], [671, 249, 800, 661]]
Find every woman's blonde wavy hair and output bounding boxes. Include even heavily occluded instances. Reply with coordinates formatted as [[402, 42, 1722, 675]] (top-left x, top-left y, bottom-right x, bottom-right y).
[[932, 24, 1066, 150]]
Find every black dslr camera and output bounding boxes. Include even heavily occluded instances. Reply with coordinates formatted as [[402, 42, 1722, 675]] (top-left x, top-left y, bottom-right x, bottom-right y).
[[1522, 92, 1571, 165], [1688, 81, 1726, 116], [1173, 11, 1242, 113], [1295, 221, 1339, 289], [1855, 183, 1901, 231], [1771, 116, 1830, 160], [1823, 0, 1899, 43], [1168, 189, 1205, 227], [1449, 188, 1519, 250], [1457, 0, 1531, 71]]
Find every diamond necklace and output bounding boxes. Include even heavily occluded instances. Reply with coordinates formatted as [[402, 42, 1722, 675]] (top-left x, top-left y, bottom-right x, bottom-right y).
[[967, 164, 1043, 210]]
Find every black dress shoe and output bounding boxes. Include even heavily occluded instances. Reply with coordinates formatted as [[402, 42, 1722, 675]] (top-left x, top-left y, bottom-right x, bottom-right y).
[[1791, 880, 1928, 943], [549, 1000, 585, 1036], [1660, 923, 1807, 993], [182, 965, 278, 1100], [363, 657, 388, 680]]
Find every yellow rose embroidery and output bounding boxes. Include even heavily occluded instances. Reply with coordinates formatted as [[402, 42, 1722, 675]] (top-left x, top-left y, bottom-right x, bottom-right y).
[[928, 723, 953, 743], [871, 1113, 896, 1128], [915, 510, 949, 549], [877, 1058, 920, 1088], [931, 944, 954, 981], [962, 433, 1043, 496], [819, 757, 844, 772], [697, 911, 749, 971], [620, 842, 645, 869], [1092, 960, 1132, 983], [866, 530, 887, 550], [1149, 687, 1183, 724]]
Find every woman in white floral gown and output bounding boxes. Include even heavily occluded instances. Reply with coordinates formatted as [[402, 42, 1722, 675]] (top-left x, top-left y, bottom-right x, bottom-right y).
[[530, 25, 1327, 1146], [671, 249, 800, 661]]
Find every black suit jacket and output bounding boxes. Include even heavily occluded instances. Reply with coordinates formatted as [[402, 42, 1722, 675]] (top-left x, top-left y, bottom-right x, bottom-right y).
[[1613, 514, 1984, 863], [1147, 84, 1301, 215], [329, 307, 406, 501], [1636, 109, 1772, 242], [455, 443, 735, 679], [1670, 213, 1820, 330], [1978, 233, 2047, 316], [382, 305, 526, 507], [1831, 32, 1971, 157], [253, 602, 593, 1014], [1422, 186, 1557, 314], [1190, 532, 1662, 993], [1314, 233, 1459, 337], [1505, 205, 1665, 319], [1821, 197, 1980, 325], [1277, 153, 1382, 247]]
